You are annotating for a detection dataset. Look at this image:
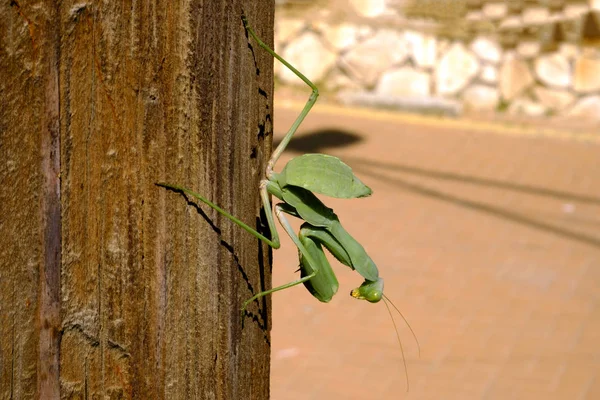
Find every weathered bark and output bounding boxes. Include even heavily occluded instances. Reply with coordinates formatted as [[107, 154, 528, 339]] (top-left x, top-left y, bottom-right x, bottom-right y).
[[1, 1, 274, 398]]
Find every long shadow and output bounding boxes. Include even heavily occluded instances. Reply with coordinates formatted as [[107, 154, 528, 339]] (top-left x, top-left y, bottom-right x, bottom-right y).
[[279, 129, 600, 205], [354, 162, 600, 250], [275, 128, 600, 249], [345, 157, 600, 205]]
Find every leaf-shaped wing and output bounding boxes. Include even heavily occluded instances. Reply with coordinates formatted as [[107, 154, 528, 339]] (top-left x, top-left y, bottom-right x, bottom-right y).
[[279, 154, 372, 199], [328, 221, 379, 281]]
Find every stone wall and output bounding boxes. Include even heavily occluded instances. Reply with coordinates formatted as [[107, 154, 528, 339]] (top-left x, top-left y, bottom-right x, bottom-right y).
[[274, 0, 600, 120]]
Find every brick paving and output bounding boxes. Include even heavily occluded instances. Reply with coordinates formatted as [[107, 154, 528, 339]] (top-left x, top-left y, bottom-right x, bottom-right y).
[[269, 103, 600, 400]]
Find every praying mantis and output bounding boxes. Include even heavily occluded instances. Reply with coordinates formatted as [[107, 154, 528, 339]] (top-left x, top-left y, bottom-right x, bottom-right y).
[[157, 14, 419, 387]]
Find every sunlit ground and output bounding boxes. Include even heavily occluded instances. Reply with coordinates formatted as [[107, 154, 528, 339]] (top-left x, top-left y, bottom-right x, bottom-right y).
[[269, 100, 600, 400]]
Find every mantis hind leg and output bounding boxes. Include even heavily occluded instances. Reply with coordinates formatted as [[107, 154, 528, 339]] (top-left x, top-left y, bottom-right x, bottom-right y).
[[242, 15, 319, 177]]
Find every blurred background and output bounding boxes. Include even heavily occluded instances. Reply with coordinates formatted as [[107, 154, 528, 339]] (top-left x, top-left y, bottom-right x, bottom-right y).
[[269, 1, 600, 399]]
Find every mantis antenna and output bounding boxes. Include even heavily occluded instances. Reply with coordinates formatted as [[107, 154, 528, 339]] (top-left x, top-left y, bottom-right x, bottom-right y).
[[383, 294, 421, 391]]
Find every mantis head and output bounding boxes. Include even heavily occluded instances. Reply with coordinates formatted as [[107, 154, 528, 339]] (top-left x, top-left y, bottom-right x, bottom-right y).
[[350, 278, 384, 303]]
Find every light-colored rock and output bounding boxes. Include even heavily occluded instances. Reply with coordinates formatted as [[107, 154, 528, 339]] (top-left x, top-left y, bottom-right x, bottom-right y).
[[338, 91, 463, 116], [279, 32, 337, 84], [500, 16, 523, 29], [404, 30, 437, 68], [466, 10, 484, 22], [463, 85, 499, 111], [522, 7, 550, 25], [376, 67, 431, 97], [276, 18, 305, 44], [583, 46, 600, 57], [566, 95, 600, 119], [500, 54, 534, 100], [323, 69, 363, 92], [480, 64, 498, 84], [470, 37, 502, 63], [307, 18, 329, 34], [564, 4, 589, 18], [314, 7, 331, 21], [482, 3, 508, 19], [535, 53, 571, 88], [559, 43, 580, 60], [574, 54, 600, 93], [350, 0, 387, 17], [437, 39, 451, 55], [436, 43, 479, 95], [509, 98, 547, 116], [356, 25, 373, 39], [342, 29, 407, 86], [534, 86, 575, 110], [321, 23, 359, 50], [516, 41, 541, 58]]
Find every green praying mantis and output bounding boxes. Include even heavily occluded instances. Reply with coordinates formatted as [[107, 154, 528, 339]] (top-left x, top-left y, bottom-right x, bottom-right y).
[[157, 15, 419, 388]]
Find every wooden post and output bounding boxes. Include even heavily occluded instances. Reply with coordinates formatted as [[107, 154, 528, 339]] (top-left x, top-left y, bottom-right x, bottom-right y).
[[0, 1, 274, 398]]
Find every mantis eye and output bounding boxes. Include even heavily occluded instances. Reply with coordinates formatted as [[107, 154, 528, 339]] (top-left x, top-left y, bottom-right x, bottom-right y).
[[350, 278, 384, 303]]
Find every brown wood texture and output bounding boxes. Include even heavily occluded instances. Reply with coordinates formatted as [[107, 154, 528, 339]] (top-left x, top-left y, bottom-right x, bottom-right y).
[[1, 1, 274, 398]]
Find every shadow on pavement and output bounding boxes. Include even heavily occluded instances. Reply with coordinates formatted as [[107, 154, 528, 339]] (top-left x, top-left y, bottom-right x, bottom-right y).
[[277, 128, 600, 249], [272, 128, 363, 153], [346, 157, 600, 206], [354, 163, 600, 250]]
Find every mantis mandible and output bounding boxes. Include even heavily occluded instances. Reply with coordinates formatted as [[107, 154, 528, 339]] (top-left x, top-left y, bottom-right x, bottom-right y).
[[157, 14, 419, 388]]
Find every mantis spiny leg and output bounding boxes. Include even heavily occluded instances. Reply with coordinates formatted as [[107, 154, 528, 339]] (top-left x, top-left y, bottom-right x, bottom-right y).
[[242, 15, 319, 178]]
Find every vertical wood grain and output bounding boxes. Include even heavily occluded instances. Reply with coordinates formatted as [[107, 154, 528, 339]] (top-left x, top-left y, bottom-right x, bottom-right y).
[[1, 1, 274, 398]]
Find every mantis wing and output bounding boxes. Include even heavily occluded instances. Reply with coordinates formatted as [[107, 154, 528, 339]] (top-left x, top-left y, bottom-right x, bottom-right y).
[[278, 154, 372, 199], [328, 221, 379, 282], [281, 187, 379, 282]]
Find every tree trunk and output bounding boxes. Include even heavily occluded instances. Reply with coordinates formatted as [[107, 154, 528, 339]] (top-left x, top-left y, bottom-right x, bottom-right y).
[[1, 1, 274, 398]]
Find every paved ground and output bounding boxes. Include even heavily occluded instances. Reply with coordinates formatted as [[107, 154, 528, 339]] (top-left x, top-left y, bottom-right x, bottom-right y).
[[269, 101, 600, 400]]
